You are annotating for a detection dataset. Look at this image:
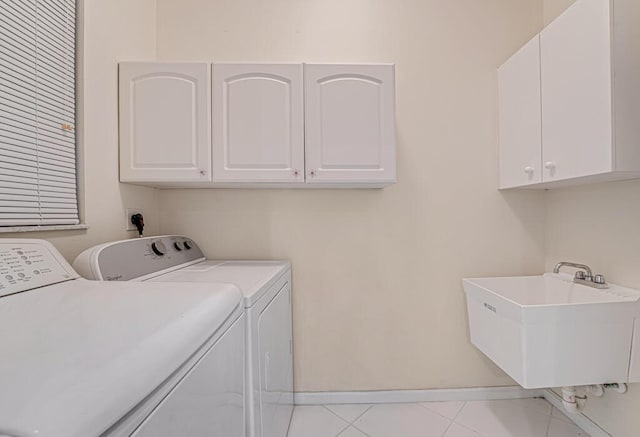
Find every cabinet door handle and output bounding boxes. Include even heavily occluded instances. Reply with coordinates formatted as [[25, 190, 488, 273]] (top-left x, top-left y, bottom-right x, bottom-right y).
[[524, 166, 535, 174], [544, 161, 556, 170]]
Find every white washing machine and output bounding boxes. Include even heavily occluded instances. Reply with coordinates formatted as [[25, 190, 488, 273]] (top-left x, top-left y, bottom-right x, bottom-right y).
[[73, 235, 294, 437], [0, 239, 246, 437]]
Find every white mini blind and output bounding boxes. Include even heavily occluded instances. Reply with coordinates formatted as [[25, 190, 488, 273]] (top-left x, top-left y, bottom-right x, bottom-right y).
[[0, 0, 78, 226]]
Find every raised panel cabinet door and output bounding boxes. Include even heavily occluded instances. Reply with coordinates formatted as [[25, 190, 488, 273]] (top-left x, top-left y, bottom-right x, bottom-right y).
[[119, 63, 212, 183], [304, 64, 396, 185], [498, 36, 542, 189], [540, 0, 613, 182], [212, 64, 304, 183]]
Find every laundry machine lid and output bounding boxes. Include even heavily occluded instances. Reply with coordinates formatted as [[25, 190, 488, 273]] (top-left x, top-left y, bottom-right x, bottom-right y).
[[72, 236, 290, 307], [0, 278, 241, 437], [156, 260, 290, 307]]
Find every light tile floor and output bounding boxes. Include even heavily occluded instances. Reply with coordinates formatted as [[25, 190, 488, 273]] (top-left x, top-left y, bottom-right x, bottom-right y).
[[287, 398, 589, 437]]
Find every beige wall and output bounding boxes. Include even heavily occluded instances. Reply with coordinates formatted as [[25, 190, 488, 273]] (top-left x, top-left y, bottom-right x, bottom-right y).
[[155, 0, 546, 392], [3, 0, 161, 261], [543, 1, 639, 436], [543, 0, 576, 24]]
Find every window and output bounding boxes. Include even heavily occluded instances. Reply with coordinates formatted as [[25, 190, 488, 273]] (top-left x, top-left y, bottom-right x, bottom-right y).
[[0, 0, 78, 227]]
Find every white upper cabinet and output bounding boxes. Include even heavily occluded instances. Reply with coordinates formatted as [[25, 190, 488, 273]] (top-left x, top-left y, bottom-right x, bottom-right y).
[[119, 63, 212, 183], [304, 64, 396, 186], [119, 62, 397, 188], [498, 36, 542, 189], [212, 64, 304, 183], [499, 0, 640, 189], [540, 0, 612, 182]]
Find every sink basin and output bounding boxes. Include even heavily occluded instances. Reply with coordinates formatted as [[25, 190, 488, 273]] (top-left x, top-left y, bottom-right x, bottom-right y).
[[463, 273, 640, 388]]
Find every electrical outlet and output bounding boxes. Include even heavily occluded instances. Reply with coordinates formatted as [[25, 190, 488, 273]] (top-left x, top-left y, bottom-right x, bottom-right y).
[[125, 208, 144, 231]]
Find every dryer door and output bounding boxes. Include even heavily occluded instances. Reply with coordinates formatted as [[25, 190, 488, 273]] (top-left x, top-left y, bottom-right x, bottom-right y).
[[258, 282, 294, 437]]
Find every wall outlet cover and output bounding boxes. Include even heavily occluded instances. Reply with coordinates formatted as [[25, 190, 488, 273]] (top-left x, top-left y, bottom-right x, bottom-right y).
[[125, 208, 144, 231]]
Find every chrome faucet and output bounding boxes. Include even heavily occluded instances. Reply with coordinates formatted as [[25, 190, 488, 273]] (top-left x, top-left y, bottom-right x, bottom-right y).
[[553, 262, 593, 277], [553, 261, 608, 289]]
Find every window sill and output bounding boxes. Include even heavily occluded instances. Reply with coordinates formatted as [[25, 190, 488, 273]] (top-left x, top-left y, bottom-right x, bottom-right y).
[[0, 224, 89, 234]]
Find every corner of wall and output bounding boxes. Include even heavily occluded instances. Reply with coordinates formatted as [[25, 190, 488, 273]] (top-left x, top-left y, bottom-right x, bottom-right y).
[[542, 0, 577, 26]]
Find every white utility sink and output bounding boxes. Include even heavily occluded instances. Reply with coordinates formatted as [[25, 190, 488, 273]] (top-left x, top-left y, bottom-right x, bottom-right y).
[[463, 273, 640, 389]]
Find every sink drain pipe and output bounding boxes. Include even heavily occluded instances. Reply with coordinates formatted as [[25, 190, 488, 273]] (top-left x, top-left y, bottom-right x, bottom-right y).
[[561, 383, 628, 414], [561, 386, 586, 414]]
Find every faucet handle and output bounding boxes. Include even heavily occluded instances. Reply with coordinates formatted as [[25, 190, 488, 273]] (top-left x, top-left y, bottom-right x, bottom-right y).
[[574, 271, 586, 280], [594, 274, 606, 285]]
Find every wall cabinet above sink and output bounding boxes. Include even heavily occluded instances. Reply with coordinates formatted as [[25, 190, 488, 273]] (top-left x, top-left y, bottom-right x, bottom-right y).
[[498, 0, 640, 189], [119, 62, 396, 189]]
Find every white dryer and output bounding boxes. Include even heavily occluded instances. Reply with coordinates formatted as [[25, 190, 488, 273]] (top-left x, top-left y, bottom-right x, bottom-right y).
[[0, 239, 245, 437], [74, 235, 294, 437]]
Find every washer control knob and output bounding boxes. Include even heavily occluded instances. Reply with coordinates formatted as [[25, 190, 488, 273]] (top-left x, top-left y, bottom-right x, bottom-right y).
[[183, 240, 192, 250], [173, 241, 183, 251], [151, 241, 167, 256]]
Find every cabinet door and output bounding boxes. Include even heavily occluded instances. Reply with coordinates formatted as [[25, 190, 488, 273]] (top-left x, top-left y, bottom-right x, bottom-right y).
[[540, 0, 613, 182], [212, 64, 304, 183], [498, 36, 542, 189], [119, 63, 211, 183], [304, 64, 396, 185]]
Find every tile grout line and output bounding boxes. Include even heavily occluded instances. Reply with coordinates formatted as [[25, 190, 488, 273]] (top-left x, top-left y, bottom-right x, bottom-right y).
[[451, 398, 557, 437], [446, 401, 474, 437], [449, 401, 502, 437], [439, 419, 455, 437], [351, 422, 372, 437], [543, 398, 555, 437], [351, 404, 374, 424], [321, 404, 351, 423], [310, 399, 564, 437], [417, 400, 466, 421], [454, 422, 487, 437], [322, 404, 374, 425], [334, 422, 355, 437], [451, 402, 467, 421], [320, 405, 360, 437], [438, 402, 466, 437], [349, 405, 374, 437], [451, 401, 470, 422], [340, 425, 372, 437], [544, 412, 553, 437], [323, 403, 375, 436]]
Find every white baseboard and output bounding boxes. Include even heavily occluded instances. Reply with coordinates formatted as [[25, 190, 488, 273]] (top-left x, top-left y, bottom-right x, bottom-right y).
[[294, 387, 610, 436], [294, 386, 543, 405], [542, 389, 610, 437]]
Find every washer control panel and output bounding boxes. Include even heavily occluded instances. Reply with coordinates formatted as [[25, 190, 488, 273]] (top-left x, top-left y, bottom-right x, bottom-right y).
[[0, 240, 78, 297], [84, 236, 205, 281]]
